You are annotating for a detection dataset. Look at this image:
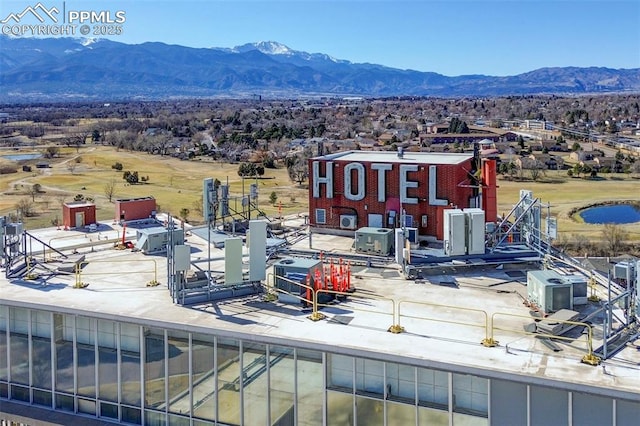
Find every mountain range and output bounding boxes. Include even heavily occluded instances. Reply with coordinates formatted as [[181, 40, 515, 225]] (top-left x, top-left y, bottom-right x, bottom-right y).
[[1, 36, 639, 101]]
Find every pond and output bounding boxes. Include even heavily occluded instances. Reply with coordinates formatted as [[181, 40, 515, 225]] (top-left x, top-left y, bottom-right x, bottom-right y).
[[579, 204, 640, 224], [1, 153, 42, 161]]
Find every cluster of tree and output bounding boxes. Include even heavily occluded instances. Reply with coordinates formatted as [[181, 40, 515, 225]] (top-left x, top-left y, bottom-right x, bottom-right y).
[[447, 117, 470, 133], [237, 162, 265, 177], [122, 171, 149, 184], [554, 224, 632, 257], [3, 95, 639, 177], [284, 147, 314, 185]]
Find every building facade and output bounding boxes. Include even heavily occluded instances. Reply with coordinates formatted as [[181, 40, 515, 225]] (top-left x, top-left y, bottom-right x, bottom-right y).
[[1, 304, 638, 426], [115, 197, 157, 222], [308, 152, 495, 240], [62, 202, 97, 229]]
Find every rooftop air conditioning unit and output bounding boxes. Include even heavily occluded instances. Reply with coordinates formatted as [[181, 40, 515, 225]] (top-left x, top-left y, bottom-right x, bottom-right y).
[[340, 215, 357, 230]]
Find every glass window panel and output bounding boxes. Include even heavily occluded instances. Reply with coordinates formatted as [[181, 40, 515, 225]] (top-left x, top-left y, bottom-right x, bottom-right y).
[[327, 390, 354, 426], [617, 399, 640, 426], [32, 336, 52, 389], [193, 420, 214, 426], [0, 306, 6, 331], [101, 401, 119, 419], [55, 392, 74, 411], [9, 307, 28, 334], [328, 353, 353, 391], [418, 368, 448, 409], [121, 323, 141, 406], [453, 374, 487, 417], [296, 349, 323, 426], [145, 409, 166, 426], [387, 400, 416, 425], [77, 343, 96, 397], [530, 385, 567, 426], [78, 397, 96, 415], [121, 322, 140, 353], [243, 342, 267, 426], [54, 314, 74, 393], [10, 384, 29, 402], [572, 392, 612, 426], [419, 406, 449, 426], [122, 406, 142, 424], [97, 319, 117, 349], [269, 345, 294, 426], [355, 358, 384, 396], [9, 333, 29, 385], [356, 396, 384, 425], [168, 414, 191, 426], [217, 338, 241, 426], [167, 331, 190, 416], [192, 334, 215, 422], [98, 346, 118, 401], [144, 327, 165, 409], [0, 383, 8, 398], [32, 310, 51, 338], [390, 363, 415, 402], [0, 318, 7, 381], [76, 316, 95, 345], [452, 412, 488, 426], [33, 389, 52, 407]]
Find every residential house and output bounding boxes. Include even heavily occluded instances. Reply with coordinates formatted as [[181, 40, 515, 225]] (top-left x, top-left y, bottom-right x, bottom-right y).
[[569, 150, 604, 162]]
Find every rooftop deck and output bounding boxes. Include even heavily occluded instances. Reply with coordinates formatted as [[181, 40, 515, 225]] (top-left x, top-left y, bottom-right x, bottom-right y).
[[1, 220, 639, 402]]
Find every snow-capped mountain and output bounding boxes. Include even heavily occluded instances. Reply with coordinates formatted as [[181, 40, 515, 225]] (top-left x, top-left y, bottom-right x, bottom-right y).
[[1, 35, 639, 101], [221, 41, 348, 64]]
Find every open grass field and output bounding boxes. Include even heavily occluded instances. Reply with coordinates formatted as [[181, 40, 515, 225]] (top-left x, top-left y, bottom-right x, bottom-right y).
[[496, 174, 640, 242], [1, 145, 639, 242], [0, 146, 308, 229]]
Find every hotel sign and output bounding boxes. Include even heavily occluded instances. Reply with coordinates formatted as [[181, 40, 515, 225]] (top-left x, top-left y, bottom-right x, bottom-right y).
[[312, 161, 449, 206]]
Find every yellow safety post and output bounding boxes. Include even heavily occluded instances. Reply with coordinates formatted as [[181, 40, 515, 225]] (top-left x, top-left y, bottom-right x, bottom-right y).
[[309, 288, 325, 322], [73, 262, 89, 288], [492, 312, 601, 366], [75, 259, 157, 288]]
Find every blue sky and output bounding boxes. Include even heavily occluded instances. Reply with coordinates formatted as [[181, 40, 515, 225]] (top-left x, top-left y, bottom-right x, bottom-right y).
[[2, 0, 639, 76]]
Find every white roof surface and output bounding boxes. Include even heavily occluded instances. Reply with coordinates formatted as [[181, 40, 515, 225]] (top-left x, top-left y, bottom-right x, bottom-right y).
[[318, 151, 473, 165], [1, 220, 638, 402]]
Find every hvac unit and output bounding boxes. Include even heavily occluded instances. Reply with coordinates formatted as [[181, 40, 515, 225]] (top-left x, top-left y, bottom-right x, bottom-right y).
[[563, 274, 588, 306], [405, 227, 419, 244], [340, 215, 357, 230], [135, 227, 184, 255], [527, 270, 573, 313], [355, 227, 394, 255], [273, 258, 323, 304]]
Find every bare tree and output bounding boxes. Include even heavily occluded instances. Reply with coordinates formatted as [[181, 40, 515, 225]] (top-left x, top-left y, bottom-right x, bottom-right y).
[[28, 183, 42, 201], [65, 130, 90, 153], [66, 161, 78, 174], [528, 160, 545, 181], [16, 198, 36, 217], [56, 194, 68, 206], [103, 179, 118, 202], [43, 146, 59, 159], [601, 223, 627, 256]]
